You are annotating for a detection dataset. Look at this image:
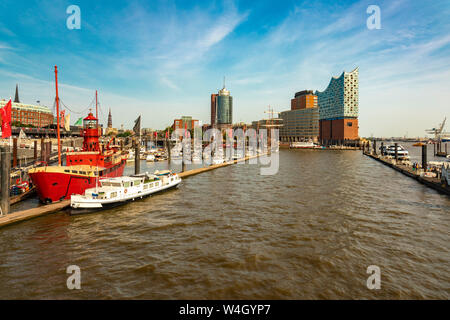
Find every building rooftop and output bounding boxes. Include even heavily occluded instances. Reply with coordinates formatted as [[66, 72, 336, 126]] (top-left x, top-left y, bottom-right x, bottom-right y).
[[0, 99, 52, 114], [294, 90, 315, 98]]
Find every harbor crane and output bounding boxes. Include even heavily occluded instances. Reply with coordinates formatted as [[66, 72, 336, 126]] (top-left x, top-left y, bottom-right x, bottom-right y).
[[426, 117, 449, 141]]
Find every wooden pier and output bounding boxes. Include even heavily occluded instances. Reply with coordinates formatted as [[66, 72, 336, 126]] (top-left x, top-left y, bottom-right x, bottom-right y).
[[364, 152, 450, 196], [0, 153, 266, 228]]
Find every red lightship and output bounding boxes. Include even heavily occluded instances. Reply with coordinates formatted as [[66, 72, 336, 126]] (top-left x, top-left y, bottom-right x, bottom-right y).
[[28, 67, 127, 203]]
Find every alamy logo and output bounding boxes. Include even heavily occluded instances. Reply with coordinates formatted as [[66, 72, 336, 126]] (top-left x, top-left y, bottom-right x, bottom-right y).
[[66, 265, 81, 290], [366, 5, 381, 30], [366, 265, 381, 290], [66, 5, 81, 30]]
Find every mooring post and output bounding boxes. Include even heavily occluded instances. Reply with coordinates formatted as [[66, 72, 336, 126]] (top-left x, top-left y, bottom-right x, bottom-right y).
[[134, 137, 140, 175], [34, 140, 37, 163], [446, 143, 448, 155], [380, 142, 384, 156], [394, 142, 398, 162], [167, 138, 171, 162], [12, 137, 17, 168], [373, 140, 377, 155], [422, 144, 427, 171], [433, 143, 436, 156], [0, 148, 11, 216], [41, 138, 45, 162]]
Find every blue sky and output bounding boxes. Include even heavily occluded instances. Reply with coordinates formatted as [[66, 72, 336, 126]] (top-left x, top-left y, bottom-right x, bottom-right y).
[[0, 0, 449, 137]]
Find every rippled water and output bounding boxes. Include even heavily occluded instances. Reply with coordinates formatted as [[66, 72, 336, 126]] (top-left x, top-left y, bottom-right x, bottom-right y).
[[0, 149, 449, 299]]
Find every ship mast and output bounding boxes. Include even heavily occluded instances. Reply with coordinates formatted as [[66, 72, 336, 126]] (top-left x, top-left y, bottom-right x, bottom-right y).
[[95, 90, 98, 129], [54, 66, 61, 166]]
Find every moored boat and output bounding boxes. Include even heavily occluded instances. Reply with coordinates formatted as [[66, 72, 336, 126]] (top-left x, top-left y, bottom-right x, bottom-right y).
[[70, 170, 181, 210], [28, 68, 126, 203], [28, 112, 127, 203]]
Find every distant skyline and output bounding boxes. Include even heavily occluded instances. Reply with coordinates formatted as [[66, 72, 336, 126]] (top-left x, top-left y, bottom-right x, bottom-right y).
[[0, 0, 449, 137]]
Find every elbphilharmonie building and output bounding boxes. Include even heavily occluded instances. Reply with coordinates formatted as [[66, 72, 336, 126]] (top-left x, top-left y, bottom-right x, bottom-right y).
[[315, 67, 359, 141]]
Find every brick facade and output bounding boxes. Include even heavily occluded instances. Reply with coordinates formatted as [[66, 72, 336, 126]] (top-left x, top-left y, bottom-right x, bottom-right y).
[[319, 118, 359, 141]]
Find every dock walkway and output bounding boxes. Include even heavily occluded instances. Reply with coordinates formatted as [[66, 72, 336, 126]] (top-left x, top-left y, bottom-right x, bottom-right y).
[[0, 153, 265, 228], [364, 152, 450, 196]]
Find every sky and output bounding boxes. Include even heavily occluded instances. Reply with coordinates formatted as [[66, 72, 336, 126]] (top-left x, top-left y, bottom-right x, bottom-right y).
[[0, 0, 449, 137]]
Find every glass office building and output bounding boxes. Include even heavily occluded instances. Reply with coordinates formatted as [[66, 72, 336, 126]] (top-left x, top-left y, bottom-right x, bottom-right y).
[[279, 107, 320, 142], [216, 87, 232, 125]]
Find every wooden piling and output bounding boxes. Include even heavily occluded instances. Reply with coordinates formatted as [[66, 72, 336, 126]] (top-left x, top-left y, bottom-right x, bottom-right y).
[[422, 144, 427, 171], [12, 137, 17, 168], [380, 142, 384, 156], [373, 140, 377, 155], [0, 149, 11, 216], [167, 138, 171, 161], [40, 138, 45, 162], [394, 142, 398, 162], [134, 138, 140, 175], [34, 140, 37, 163]]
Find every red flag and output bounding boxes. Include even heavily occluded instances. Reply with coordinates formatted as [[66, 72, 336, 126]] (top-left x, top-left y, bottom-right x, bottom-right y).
[[0, 99, 12, 138], [154, 131, 157, 138], [165, 130, 168, 139]]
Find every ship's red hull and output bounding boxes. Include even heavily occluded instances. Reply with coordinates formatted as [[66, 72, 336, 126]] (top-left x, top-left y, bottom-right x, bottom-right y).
[[29, 161, 126, 203]]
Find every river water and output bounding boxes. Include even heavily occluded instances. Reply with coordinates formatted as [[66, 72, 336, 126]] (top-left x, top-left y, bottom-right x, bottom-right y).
[[0, 147, 449, 299]]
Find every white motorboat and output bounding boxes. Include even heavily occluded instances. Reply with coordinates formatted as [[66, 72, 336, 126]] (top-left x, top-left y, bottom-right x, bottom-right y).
[[382, 144, 410, 159], [70, 170, 181, 210], [290, 141, 321, 149], [146, 154, 155, 162]]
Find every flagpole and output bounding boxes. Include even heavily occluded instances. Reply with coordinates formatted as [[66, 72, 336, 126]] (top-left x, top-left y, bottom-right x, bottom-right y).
[[54, 66, 61, 166]]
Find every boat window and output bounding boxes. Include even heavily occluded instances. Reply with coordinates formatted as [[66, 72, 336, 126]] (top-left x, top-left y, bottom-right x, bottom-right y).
[[111, 182, 122, 187], [134, 181, 141, 186], [64, 170, 70, 173], [150, 183, 154, 188], [123, 182, 130, 188], [72, 170, 78, 174], [101, 182, 111, 186], [143, 184, 148, 189], [111, 192, 117, 198], [79, 171, 86, 175]]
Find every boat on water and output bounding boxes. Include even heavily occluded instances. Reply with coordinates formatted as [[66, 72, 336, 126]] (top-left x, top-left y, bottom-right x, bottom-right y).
[[145, 154, 155, 162], [28, 68, 127, 203], [381, 144, 410, 159], [290, 141, 322, 149], [70, 170, 181, 210], [29, 112, 127, 203]]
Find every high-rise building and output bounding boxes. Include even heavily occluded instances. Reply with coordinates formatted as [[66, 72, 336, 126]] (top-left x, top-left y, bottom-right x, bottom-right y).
[[315, 67, 359, 141], [211, 79, 233, 131]]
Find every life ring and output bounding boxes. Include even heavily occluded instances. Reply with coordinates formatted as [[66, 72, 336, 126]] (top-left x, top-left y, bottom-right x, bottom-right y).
[[124, 189, 127, 194]]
